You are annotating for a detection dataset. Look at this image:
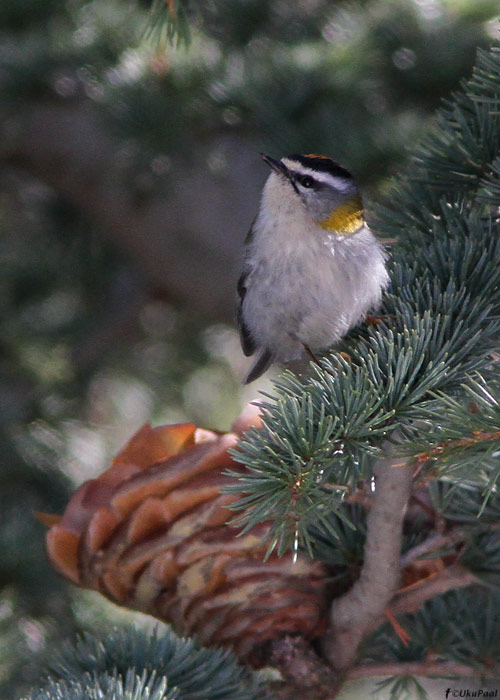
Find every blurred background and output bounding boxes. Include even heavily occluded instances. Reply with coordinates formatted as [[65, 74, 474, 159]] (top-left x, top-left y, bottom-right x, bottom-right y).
[[1, 0, 499, 696]]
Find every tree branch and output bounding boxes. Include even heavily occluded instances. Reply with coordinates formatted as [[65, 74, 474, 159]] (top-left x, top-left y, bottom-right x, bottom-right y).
[[268, 636, 343, 700], [347, 660, 495, 680], [389, 565, 480, 616], [401, 523, 500, 568], [400, 531, 468, 567], [322, 451, 414, 673]]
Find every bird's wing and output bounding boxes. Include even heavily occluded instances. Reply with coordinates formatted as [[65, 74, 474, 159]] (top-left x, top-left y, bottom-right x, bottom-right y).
[[243, 347, 273, 384], [236, 261, 256, 357], [236, 221, 258, 356]]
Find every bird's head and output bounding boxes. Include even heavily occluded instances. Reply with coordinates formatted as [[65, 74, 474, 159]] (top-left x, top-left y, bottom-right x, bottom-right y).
[[260, 153, 364, 236]]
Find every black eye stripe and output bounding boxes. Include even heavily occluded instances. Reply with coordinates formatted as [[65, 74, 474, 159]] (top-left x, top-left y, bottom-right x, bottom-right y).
[[296, 174, 318, 189]]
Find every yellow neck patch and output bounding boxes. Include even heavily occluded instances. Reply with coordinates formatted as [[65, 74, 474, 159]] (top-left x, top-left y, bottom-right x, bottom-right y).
[[319, 197, 364, 236]]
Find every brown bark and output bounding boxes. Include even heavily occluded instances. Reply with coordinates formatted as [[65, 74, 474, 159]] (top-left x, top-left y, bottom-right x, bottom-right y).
[[323, 452, 414, 673], [389, 565, 480, 616], [400, 530, 468, 567], [348, 660, 494, 680], [268, 637, 343, 700]]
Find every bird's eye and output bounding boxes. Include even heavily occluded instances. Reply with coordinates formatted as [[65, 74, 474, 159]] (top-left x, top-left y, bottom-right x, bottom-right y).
[[298, 175, 314, 188]]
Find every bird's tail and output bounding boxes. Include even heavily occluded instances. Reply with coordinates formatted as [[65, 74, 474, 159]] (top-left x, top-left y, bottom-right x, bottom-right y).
[[243, 348, 274, 384]]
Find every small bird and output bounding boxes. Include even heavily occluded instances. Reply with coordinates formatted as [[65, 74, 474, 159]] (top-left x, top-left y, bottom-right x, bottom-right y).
[[237, 153, 389, 384]]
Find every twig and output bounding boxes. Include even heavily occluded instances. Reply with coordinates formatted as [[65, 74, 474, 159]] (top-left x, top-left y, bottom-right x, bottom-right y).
[[414, 429, 500, 465], [322, 449, 414, 672], [348, 660, 495, 680], [389, 565, 480, 616], [401, 530, 468, 567], [402, 523, 500, 568]]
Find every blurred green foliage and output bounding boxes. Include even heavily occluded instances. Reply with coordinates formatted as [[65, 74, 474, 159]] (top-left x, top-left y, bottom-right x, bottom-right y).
[[0, 0, 499, 697], [95, 0, 500, 183]]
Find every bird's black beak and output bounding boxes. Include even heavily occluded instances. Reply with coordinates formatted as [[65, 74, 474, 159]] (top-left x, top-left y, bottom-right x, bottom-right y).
[[260, 153, 299, 194], [260, 153, 289, 178]]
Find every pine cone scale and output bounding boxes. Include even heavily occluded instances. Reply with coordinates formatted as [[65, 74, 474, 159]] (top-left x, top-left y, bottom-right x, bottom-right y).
[[45, 418, 331, 662]]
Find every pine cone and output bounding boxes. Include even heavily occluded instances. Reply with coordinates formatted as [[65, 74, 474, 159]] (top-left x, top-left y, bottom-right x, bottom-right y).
[[45, 408, 330, 662]]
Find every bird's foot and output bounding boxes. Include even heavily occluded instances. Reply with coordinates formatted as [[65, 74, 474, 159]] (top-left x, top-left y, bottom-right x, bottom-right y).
[[365, 313, 394, 326], [303, 344, 322, 366], [338, 351, 352, 366]]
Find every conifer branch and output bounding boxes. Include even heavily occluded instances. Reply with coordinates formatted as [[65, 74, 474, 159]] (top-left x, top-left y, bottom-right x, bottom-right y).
[[268, 637, 341, 700], [413, 429, 500, 468], [401, 523, 500, 567], [322, 449, 414, 672], [147, 0, 191, 46], [347, 660, 495, 680], [390, 565, 480, 616], [400, 531, 469, 566], [405, 375, 500, 494]]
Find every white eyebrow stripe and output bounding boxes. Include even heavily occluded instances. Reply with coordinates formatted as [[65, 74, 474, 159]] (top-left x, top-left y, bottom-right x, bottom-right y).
[[281, 158, 352, 191]]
